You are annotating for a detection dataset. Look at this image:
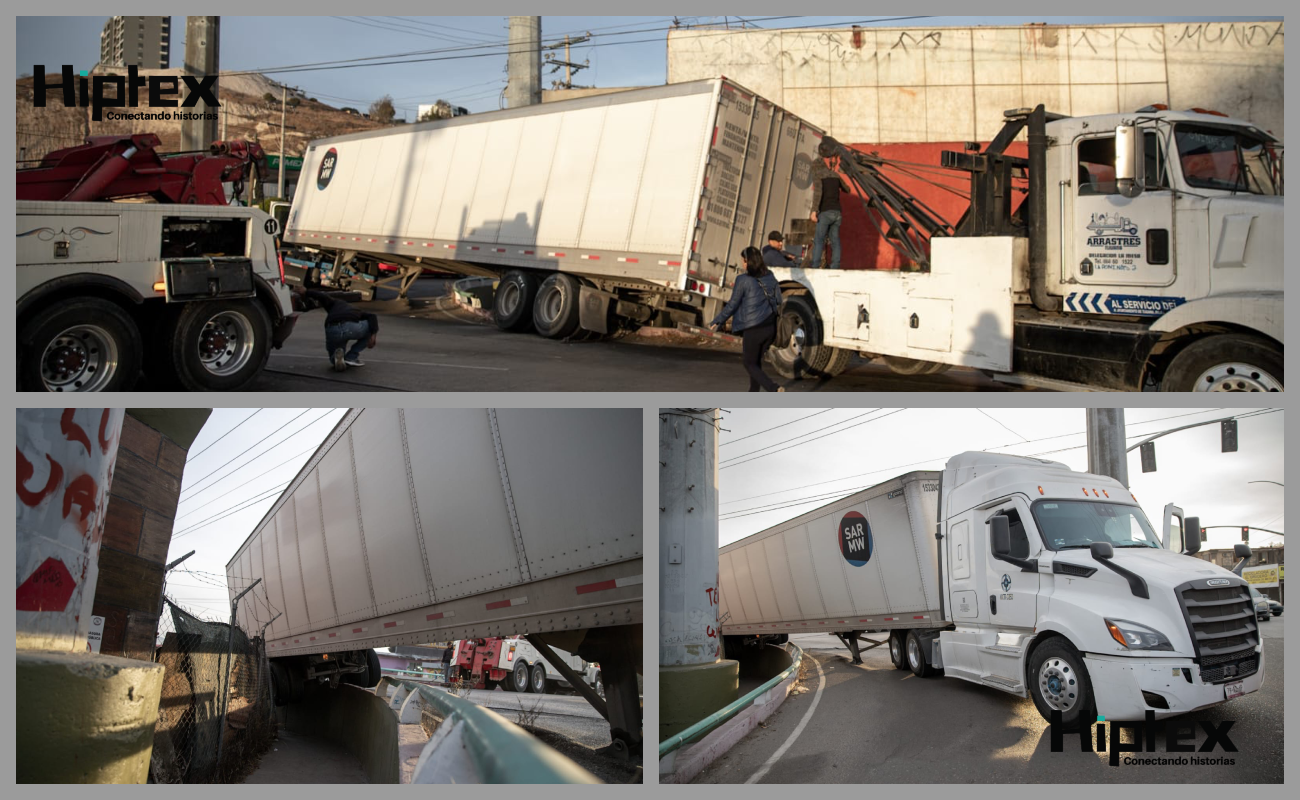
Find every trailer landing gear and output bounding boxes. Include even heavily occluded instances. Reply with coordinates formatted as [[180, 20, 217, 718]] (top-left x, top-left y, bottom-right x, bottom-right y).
[[834, 630, 886, 665]]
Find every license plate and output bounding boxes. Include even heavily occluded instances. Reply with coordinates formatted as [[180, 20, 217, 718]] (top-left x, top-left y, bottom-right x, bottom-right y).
[[1225, 680, 1244, 700]]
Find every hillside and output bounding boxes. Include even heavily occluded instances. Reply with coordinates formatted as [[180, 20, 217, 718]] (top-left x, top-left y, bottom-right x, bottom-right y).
[[16, 68, 385, 164]]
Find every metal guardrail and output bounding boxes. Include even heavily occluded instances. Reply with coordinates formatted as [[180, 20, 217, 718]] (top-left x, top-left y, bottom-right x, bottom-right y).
[[657, 643, 804, 759], [395, 679, 601, 784]]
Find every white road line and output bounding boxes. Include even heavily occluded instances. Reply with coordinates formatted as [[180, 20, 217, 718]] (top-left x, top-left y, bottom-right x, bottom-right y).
[[745, 652, 826, 784], [272, 354, 509, 372]]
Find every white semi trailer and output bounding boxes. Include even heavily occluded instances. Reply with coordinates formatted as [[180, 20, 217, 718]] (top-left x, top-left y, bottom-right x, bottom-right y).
[[719, 452, 1264, 726], [282, 79, 1280, 391], [225, 407, 643, 753]]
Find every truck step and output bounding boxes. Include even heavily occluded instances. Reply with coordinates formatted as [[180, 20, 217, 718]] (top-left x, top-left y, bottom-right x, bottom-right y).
[[981, 674, 1024, 692]]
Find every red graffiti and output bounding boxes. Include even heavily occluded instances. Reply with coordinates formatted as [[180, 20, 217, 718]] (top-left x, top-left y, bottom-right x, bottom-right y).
[[706, 587, 719, 607], [706, 626, 717, 639], [17, 449, 63, 507], [62, 475, 99, 536], [16, 557, 77, 612], [97, 409, 114, 455], [61, 409, 92, 456]]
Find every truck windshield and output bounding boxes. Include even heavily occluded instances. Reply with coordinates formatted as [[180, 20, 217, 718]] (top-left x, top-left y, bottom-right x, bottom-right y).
[[1031, 500, 1162, 551], [1175, 123, 1283, 196]]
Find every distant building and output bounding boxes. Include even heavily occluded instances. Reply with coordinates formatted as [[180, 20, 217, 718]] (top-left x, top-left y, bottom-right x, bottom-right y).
[[1193, 543, 1285, 602], [100, 16, 171, 69]]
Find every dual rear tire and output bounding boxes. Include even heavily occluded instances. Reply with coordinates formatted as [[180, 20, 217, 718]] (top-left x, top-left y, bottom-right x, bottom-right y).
[[493, 270, 585, 340]]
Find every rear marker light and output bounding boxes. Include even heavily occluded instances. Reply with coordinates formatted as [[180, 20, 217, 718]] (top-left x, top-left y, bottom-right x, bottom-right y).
[[153, 281, 167, 293]]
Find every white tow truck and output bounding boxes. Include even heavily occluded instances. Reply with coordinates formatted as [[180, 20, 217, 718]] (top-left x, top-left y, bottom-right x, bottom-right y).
[[720, 452, 1264, 726]]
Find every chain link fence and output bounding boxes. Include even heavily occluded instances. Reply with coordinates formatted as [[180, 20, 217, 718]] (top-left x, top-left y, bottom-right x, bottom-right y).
[[150, 598, 275, 783]]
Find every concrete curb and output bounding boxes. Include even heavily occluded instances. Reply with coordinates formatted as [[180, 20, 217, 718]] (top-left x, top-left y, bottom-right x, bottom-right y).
[[659, 668, 799, 784]]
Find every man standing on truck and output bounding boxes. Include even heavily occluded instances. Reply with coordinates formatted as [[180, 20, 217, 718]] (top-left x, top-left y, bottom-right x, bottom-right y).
[[292, 282, 378, 371], [807, 140, 851, 269], [762, 230, 798, 267]]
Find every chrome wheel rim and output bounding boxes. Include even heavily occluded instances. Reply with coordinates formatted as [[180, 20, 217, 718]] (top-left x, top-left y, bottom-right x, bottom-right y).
[[497, 280, 521, 317], [197, 310, 255, 377], [536, 285, 563, 327], [41, 324, 118, 392], [1037, 657, 1080, 712], [907, 637, 921, 671], [1193, 362, 1282, 392], [890, 637, 903, 665], [532, 668, 544, 692]]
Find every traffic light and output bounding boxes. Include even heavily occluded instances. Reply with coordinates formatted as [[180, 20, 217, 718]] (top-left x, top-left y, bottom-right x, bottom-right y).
[[1140, 441, 1157, 473], [1221, 420, 1238, 453], [1242, 526, 1250, 542], [1201, 527, 1208, 542]]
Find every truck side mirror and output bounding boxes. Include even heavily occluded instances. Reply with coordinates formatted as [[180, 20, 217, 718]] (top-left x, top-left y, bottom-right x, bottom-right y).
[[1090, 541, 1115, 560], [1234, 543, 1252, 560], [1115, 125, 1145, 198], [1183, 517, 1201, 556], [990, 515, 1011, 557]]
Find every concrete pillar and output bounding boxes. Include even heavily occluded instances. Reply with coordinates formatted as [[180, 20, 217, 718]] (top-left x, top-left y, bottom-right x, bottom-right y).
[[1086, 408, 1129, 488], [180, 16, 220, 151], [658, 409, 738, 740], [505, 16, 541, 109]]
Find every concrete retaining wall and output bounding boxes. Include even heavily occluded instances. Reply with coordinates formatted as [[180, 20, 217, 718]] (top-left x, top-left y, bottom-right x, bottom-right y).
[[667, 21, 1284, 141], [278, 683, 400, 784]]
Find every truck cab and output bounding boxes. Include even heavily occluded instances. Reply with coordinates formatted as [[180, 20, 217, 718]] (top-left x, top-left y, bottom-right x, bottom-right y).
[[937, 452, 1264, 724]]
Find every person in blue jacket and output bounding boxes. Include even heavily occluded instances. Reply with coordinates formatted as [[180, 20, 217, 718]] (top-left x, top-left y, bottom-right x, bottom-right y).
[[710, 246, 786, 392]]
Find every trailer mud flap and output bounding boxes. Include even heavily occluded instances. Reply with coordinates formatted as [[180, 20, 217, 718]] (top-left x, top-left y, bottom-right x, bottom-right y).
[[579, 285, 616, 334]]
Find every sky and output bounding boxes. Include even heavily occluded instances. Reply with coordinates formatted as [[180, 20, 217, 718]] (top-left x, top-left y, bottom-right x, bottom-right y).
[[15, 15, 1276, 121], [162, 408, 348, 623], [716, 407, 1284, 552]]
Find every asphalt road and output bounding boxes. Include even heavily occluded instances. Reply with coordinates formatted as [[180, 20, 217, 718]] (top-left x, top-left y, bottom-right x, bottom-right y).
[[696, 617, 1284, 784], [248, 279, 1033, 392]]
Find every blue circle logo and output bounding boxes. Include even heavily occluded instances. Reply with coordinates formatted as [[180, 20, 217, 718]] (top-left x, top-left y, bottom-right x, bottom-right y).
[[839, 511, 872, 567]]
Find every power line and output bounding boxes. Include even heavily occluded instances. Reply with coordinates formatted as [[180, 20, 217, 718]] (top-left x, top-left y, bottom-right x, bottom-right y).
[[721, 409, 880, 463], [171, 482, 292, 541], [722, 409, 906, 470], [721, 409, 836, 447], [977, 408, 1027, 443], [180, 408, 312, 497], [175, 440, 323, 522], [180, 408, 338, 502], [186, 408, 264, 463]]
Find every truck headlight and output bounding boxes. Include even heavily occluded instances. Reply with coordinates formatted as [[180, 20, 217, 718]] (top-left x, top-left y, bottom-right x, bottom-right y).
[[1104, 618, 1174, 651]]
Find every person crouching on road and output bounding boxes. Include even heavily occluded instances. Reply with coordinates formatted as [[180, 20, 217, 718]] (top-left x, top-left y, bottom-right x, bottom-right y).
[[292, 284, 378, 371], [762, 230, 798, 267], [710, 246, 786, 393]]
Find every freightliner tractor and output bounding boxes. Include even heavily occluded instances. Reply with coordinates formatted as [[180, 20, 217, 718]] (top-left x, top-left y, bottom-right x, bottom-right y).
[[719, 452, 1264, 727], [280, 78, 1281, 391]]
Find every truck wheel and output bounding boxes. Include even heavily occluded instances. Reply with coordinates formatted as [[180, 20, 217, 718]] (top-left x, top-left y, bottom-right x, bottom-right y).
[[530, 662, 550, 694], [533, 273, 582, 339], [1160, 334, 1283, 392], [1028, 638, 1094, 729], [883, 356, 951, 376], [20, 298, 142, 392], [170, 299, 271, 391], [513, 660, 532, 693], [906, 630, 940, 678], [889, 631, 909, 670], [494, 270, 539, 332], [768, 294, 840, 379]]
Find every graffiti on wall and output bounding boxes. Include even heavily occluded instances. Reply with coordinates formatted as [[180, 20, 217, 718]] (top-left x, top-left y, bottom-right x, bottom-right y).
[[16, 408, 124, 652]]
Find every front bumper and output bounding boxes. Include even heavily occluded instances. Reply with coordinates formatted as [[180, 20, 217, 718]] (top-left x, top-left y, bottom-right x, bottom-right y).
[[1084, 648, 1265, 721]]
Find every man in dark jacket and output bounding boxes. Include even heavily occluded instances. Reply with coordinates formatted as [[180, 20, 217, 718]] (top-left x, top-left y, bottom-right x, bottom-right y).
[[761, 230, 797, 267], [293, 284, 378, 371], [808, 140, 851, 269]]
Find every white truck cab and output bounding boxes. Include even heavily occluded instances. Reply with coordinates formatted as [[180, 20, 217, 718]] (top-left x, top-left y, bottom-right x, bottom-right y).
[[937, 452, 1264, 724]]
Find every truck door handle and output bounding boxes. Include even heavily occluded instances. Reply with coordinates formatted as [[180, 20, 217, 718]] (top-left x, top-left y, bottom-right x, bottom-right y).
[[989, 595, 997, 615]]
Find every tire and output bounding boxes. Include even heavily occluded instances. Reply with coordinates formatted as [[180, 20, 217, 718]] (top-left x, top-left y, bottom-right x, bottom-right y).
[[889, 631, 909, 670], [363, 648, 382, 688], [512, 660, 532, 693], [1160, 334, 1283, 392], [1028, 638, 1094, 729], [883, 356, 951, 376], [768, 294, 843, 380], [532, 273, 582, 339], [905, 630, 940, 678], [170, 299, 271, 391], [531, 662, 550, 695], [20, 297, 142, 392], [494, 270, 539, 332]]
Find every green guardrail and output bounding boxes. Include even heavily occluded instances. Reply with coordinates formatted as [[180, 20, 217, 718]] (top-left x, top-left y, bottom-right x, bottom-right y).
[[657, 643, 804, 759], [401, 680, 601, 784]]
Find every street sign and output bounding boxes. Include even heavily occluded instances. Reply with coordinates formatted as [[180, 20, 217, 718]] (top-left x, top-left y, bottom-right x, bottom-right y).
[[1241, 564, 1279, 588], [265, 154, 304, 170]]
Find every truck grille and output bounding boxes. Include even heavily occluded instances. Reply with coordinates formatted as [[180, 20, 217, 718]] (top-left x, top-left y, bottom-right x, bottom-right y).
[[1176, 582, 1260, 684]]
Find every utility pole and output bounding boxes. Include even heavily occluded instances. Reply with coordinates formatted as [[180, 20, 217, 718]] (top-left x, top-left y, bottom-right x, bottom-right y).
[[180, 16, 220, 151], [277, 83, 287, 200], [1086, 408, 1129, 487], [545, 34, 592, 90], [505, 16, 541, 108]]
